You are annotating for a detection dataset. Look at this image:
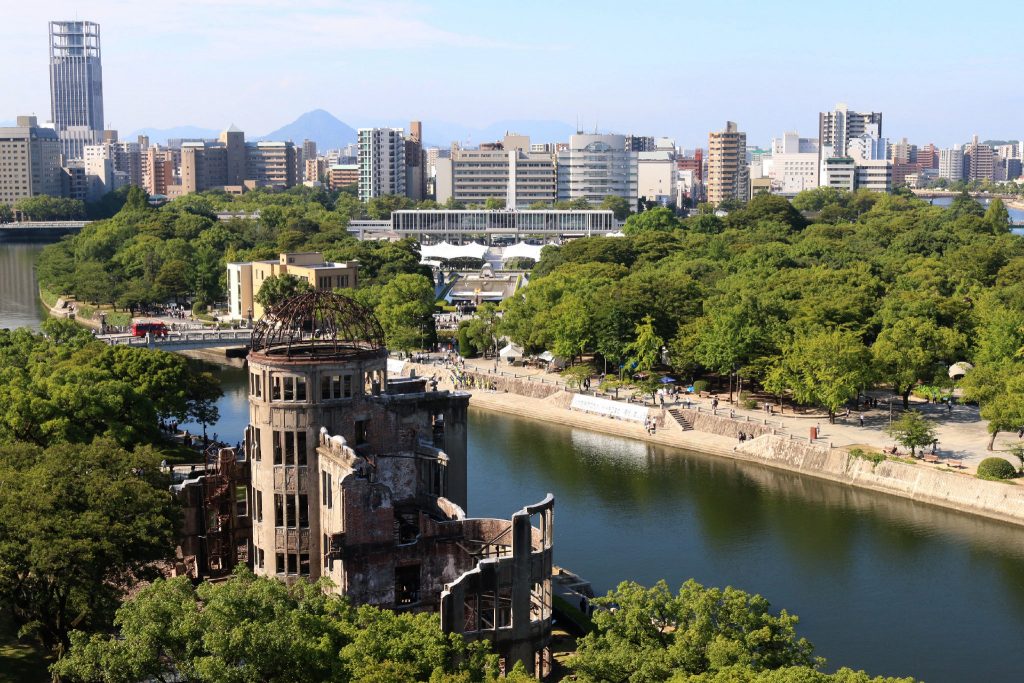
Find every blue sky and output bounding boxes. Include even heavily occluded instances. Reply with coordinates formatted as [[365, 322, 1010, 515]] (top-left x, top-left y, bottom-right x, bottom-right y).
[[1, 0, 1020, 148]]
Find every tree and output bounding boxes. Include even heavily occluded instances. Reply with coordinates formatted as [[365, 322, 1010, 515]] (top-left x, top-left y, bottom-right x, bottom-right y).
[[870, 318, 964, 408], [623, 315, 664, 375], [185, 370, 222, 446], [375, 274, 436, 352], [254, 274, 313, 312], [483, 197, 506, 210], [0, 202, 12, 223], [765, 330, 871, 423], [622, 206, 682, 235], [984, 197, 1011, 233], [53, 569, 499, 683], [960, 362, 1024, 450], [690, 304, 767, 402], [886, 410, 936, 456], [600, 194, 631, 221], [463, 303, 501, 358], [13, 195, 85, 220], [0, 439, 178, 654], [570, 579, 818, 683], [153, 258, 192, 304]]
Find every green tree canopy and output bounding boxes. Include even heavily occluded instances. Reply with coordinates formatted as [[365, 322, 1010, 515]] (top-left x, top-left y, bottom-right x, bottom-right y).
[[254, 273, 314, 312], [0, 438, 178, 653], [53, 569, 499, 683], [571, 579, 818, 683], [375, 273, 436, 352], [886, 410, 937, 456]]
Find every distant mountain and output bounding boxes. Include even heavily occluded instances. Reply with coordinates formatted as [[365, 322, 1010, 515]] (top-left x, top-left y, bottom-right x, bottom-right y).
[[259, 109, 357, 149], [131, 125, 220, 144]]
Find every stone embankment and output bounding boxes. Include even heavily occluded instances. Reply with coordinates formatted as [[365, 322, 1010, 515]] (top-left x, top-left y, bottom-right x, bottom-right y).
[[736, 435, 1024, 527], [405, 361, 1024, 527]]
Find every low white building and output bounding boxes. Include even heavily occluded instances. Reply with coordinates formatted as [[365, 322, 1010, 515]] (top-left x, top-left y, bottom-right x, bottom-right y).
[[769, 132, 819, 195]]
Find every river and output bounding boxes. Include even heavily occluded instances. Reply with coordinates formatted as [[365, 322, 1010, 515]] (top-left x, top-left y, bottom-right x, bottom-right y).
[[3, 242, 1024, 681], [926, 194, 1024, 226]]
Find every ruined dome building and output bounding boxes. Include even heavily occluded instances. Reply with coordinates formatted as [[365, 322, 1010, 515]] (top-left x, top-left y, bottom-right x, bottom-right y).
[[243, 291, 553, 675]]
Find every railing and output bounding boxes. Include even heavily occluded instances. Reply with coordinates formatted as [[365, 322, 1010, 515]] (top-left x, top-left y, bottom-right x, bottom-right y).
[[101, 329, 253, 347]]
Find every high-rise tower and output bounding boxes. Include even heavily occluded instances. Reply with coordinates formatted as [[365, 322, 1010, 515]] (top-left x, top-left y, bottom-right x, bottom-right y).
[[49, 20, 104, 160]]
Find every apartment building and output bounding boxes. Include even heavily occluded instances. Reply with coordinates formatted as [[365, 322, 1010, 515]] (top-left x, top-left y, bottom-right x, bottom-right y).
[[358, 128, 406, 201], [938, 147, 964, 182], [144, 146, 178, 196], [964, 135, 994, 182], [0, 116, 64, 205], [226, 252, 359, 321], [707, 122, 748, 206]]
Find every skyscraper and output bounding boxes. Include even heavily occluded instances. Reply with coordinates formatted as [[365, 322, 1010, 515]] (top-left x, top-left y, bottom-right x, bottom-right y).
[[49, 21, 104, 160]]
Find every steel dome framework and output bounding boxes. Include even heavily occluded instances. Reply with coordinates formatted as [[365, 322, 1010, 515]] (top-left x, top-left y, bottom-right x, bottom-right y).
[[249, 290, 386, 360]]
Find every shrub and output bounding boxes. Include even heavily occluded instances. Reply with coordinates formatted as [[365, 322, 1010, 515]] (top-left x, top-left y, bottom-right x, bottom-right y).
[[977, 457, 1017, 480], [738, 391, 758, 410], [848, 447, 885, 467], [692, 380, 709, 394]]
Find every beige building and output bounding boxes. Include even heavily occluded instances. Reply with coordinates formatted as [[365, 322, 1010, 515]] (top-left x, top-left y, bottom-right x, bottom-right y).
[[434, 134, 557, 207], [707, 121, 748, 206], [227, 252, 359, 321], [328, 164, 358, 189], [144, 146, 178, 196], [0, 116, 64, 205]]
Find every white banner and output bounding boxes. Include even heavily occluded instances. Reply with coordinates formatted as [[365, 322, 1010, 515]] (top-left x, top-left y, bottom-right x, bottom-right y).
[[570, 393, 649, 423], [387, 358, 407, 376]]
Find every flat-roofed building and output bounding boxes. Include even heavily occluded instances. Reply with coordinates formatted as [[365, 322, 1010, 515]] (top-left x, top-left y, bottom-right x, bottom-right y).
[[0, 116, 64, 205], [358, 127, 405, 201], [227, 252, 359, 321], [329, 164, 359, 189], [556, 134, 637, 208], [434, 135, 557, 208]]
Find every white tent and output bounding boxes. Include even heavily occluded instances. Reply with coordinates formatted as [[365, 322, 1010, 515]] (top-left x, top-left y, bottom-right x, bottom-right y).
[[500, 242, 545, 263], [948, 361, 974, 380], [420, 241, 489, 262], [499, 343, 524, 362]]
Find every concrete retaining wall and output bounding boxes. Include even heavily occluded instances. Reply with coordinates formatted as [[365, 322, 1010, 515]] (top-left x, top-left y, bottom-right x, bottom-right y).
[[686, 409, 775, 440], [737, 435, 1024, 525]]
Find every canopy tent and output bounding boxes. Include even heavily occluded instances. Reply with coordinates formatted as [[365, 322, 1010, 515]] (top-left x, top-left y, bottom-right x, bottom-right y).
[[537, 350, 566, 369], [948, 361, 974, 380], [420, 241, 490, 262], [658, 376, 677, 384], [499, 343, 525, 362], [500, 242, 545, 263]]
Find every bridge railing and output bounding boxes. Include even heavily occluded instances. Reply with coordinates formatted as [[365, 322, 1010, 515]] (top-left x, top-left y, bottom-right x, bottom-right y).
[[101, 330, 253, 347]]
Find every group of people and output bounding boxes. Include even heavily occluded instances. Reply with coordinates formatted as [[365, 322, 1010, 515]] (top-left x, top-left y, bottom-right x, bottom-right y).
[[644, 416, 658, 435]]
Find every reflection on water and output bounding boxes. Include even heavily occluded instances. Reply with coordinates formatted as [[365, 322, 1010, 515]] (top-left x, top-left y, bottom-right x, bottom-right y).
[[0, 243, 46, 330], [466, 407, 1024, 683]]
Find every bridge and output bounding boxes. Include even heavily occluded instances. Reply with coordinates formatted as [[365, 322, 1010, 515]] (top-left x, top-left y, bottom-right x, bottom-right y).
[[0, 221, 89, 242], [100, 329, 252, 352]]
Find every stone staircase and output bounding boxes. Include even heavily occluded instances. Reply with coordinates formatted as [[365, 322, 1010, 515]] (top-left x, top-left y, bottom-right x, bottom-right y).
[[668, 408, 694, 431]]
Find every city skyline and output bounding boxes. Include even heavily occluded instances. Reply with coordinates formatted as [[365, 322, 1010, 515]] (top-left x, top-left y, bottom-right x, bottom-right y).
[[1, 0, 1020, 149]]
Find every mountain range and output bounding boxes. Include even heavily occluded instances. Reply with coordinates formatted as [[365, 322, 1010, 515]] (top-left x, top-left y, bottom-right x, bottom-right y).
[[129, 110, 577, 150]]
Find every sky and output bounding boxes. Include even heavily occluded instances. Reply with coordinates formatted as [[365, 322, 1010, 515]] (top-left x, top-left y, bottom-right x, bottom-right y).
[[1, 0, 1020, 149]]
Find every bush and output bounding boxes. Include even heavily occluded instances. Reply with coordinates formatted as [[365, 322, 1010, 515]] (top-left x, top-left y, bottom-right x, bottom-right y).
[[848, 447, 886, 467], [738, 391, 757, 410], [692, 380, 709, 394], [977, 457, 1017, 480]]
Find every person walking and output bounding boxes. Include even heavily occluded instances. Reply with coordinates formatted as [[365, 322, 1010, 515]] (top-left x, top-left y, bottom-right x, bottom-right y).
[[859, 413, 865, 427]]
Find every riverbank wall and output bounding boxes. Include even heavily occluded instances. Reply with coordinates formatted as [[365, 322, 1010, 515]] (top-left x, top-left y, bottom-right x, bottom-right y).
[[408, 361, 1024, 527], [736, 435, 1024, 527]]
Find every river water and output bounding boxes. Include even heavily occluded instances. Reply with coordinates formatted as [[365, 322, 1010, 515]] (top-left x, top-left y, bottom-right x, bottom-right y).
[[3, 242, 1024, 681]]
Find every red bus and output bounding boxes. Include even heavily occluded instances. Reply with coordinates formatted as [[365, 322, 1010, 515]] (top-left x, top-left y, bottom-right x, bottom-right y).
[[131, 322, 169, 337]]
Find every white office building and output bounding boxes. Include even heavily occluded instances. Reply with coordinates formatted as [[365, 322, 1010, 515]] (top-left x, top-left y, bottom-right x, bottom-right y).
[[769, 132, 819, 195], [433, 135, 557, 208], [556, 134, 638, 208], [358, 128, 405, 201]]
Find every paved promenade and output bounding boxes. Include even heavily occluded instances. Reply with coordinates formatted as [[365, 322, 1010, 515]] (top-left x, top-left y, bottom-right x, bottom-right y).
[[437, 356, 1021, 475]]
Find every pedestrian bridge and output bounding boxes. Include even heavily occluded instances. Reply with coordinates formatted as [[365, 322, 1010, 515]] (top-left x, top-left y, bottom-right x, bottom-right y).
[[100, 329, 252, 352]]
